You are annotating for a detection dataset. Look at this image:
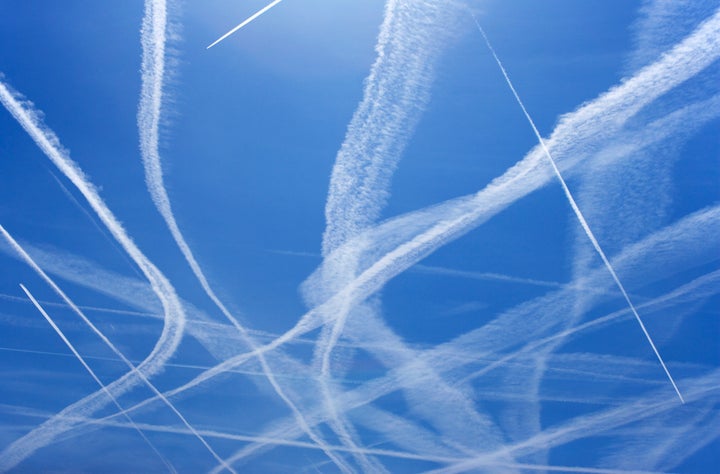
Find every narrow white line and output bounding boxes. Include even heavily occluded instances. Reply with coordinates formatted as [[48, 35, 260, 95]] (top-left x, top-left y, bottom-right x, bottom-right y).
[[19, 284, 175, 473], [0, 225, 236, 472], [472, 16, 684, 403], [207, 0, 283, 49]]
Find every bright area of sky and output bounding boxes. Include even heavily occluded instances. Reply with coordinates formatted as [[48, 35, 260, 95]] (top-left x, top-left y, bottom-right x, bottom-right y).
[[0, 0, 718, 472]]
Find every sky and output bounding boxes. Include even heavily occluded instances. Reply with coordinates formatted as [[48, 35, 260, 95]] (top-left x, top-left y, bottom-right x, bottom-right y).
[[0, 0, 718, 472]]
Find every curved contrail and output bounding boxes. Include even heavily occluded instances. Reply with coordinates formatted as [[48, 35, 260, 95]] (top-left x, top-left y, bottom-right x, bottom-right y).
[[0, 80, 231, 472], [19, 284, 176, 473], [125, 1, 720, 447], [138, 1, 351, 470]]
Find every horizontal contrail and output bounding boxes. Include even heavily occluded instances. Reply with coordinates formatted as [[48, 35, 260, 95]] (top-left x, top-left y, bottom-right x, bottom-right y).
[[0, 404, 676, 474], [19, 284, 175, 473], [207, 0, 283, 49], [472, 16, 684, 403], [425, 369, 720, 474]]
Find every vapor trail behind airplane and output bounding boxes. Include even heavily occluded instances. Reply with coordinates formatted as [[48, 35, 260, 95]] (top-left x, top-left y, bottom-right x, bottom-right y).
[[19, 284, 175, 473], [472, 16, 685, 403], [207, 0, 283, 49]]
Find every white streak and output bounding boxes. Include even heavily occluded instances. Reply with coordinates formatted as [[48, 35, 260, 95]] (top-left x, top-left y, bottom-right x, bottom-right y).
[[206, 0, 283, 49], [473, 16, 684, 403], [138, 1, 347, 469], [0, 79, 225, 471], [0, 225, 233, 473], [19, 284, 175, 473]]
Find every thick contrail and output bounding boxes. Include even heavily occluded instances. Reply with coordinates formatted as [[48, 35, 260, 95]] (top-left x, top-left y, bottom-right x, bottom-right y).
[[0, 79, 231, 472], [206, 0, 283, 49], [19, 284, 175, 473], [472, 17, 685, 403], [310, 2, 471, 470], [425, 370, 720, 474], [0, 225, 235, 473], [35, 7, 714, 467], [130, 204, 720, 471], [139, 1, 349, 470]]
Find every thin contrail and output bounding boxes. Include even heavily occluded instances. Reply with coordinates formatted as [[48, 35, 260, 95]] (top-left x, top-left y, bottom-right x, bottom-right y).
[[217, 205, 720, 467], [139, 1, 348, 469], [0, 225, 235, 473], [0, 77, 189, 470], [206, 0, 283, 49], [472, 16, 685, 403], [15, 7, 710, 466], [19, 284, 176, 474], [46, 169, 143, 280]]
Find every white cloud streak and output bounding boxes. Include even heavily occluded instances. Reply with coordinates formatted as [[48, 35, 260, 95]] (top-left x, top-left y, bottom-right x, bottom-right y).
[[138, 1, 351, 469], [0, 224, 232, 473], [18, 283, 176, 473], [473, 15, 684, 402], [206, 0, 284, 49], [0, 79, 234, 472]]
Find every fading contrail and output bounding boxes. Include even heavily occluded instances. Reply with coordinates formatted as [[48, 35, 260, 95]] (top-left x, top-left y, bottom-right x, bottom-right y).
[[310, 2, 475, 470], [206, 0, 283, 49], [216, 203, 720, 468], [0, 404, 679, 474], [193, 12, 720, 458], [0, 79, 231, 472], [425, 370, 720, 474], [472, 15, 685, 403], [0, 225, 235, 473], [14, 5, 710, 467], [139, 1, 349, 470], [18, 284, 175, 473]]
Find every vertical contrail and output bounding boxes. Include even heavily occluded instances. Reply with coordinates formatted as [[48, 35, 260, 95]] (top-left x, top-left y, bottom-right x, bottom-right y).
[[19, 284, 176, 473], [206, 0, 283, 49], [0, 225, 235, 473], [139, 2, 349, 470], [471, 16, 684, 403]]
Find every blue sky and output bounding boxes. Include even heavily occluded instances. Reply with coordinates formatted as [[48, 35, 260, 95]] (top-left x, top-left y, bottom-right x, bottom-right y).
[[0, 0, 719, 472]]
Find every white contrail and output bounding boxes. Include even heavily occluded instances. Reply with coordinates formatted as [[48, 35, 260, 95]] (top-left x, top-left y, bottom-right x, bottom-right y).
[[18, 284, 176, 473], [425, 370, 720, 474], [0, 225, 235, 473], [472, 16, 685, 403], [58, 8, 717, 466], [322, 0, 462, 254], [206, 0, 283, 49], [0, 80, 233, 472], [0, 404, 679, 474], [185, 36, 720, 460], [214, 205, 720, 467], [311, 1, 471, 469], [138, 1, 349, 469]]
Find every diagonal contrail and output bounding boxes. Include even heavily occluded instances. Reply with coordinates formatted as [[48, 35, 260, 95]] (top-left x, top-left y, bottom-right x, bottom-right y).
[[19, 284, 176, 473], [471, 15, 684, 403], [206, 0, 283, 49], [0, 224, 236, 473]]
